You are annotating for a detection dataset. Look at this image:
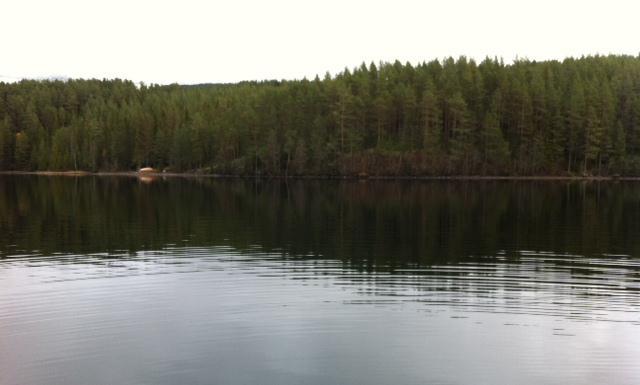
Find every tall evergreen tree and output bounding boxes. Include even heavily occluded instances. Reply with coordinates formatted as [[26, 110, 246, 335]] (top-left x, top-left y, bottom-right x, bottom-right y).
[[1, 56, 640, 176]]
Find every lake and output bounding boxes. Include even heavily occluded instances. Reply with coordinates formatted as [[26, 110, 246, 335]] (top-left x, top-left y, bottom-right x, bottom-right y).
[[1, 176, 639, 385]]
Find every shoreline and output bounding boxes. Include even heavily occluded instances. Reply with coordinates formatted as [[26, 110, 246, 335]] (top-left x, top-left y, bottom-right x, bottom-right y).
[[0, 170, 639, 181]]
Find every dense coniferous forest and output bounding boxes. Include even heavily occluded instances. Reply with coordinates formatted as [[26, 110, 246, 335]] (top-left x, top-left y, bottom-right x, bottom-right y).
[[1, 55, 640, 176]]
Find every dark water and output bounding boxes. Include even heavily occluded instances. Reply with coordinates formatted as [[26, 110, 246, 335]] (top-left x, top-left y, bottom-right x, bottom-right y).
[[1, 176, 640, 385]]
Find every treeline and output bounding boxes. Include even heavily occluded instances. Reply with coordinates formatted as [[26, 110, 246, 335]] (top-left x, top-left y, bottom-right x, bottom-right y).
[[1, 55, 640, 176]]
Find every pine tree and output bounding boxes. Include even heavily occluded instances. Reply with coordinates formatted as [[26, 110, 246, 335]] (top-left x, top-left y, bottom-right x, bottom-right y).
[[566, 79, 586, 174], [422, 86, 442, 158], [374, 89, 392, 148], [448, 92, 473, 173], [481, 96, 510, 173], [14, 131, 31, 170], [1, 56, 640, 176], [583, 106, 604, 174], [610, 120, 626, 173], [0, 117, 13, 169]]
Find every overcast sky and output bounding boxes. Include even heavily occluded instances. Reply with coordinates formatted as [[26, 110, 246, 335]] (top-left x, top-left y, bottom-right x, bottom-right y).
[[2, 0, 639, 84]]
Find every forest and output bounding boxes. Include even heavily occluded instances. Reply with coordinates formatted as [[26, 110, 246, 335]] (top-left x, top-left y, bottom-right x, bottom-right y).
[[1, 55, 640, 176]]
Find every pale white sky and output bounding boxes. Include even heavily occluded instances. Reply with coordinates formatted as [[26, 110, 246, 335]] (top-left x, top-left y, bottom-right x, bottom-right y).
[[1, 0, 639, 84]]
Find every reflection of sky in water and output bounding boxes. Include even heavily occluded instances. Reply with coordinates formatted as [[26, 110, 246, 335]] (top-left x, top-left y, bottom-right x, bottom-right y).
[[1, 246, 640, 385], [4, 247, 640, 323], [3, 178, 640, 385]]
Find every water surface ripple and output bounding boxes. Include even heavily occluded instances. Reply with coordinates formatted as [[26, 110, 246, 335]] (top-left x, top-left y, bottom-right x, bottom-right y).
[[1, 177, 640, 385]]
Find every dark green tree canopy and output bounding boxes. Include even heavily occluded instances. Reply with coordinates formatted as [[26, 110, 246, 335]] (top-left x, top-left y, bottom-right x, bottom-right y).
[[1, 55, 640, 176]]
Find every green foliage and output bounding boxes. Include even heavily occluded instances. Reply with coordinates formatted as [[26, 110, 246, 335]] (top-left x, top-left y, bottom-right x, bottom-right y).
[[2, 55, 640, 175], [0, 118, 13, 169], [481, 106, 510, 173], [14, 132, 31, 169]]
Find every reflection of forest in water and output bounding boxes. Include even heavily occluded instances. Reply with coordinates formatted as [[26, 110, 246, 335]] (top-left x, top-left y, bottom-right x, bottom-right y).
[[1, 176, 640, 268]]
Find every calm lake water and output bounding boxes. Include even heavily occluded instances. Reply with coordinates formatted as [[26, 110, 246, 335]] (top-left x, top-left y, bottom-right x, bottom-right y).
[[1, 176, 640, 385]]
